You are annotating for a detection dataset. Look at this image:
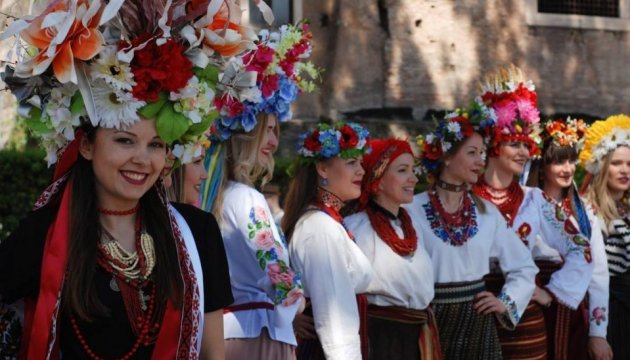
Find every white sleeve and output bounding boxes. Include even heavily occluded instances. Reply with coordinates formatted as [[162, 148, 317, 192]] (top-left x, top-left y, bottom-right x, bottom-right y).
[[535, 192, 594, 309], [299, 222, 363, 360], [491, 211, 538, 329], [586, 211, 610, 337]]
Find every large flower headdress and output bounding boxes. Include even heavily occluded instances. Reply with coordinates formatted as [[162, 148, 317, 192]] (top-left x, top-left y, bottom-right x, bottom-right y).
[[296, 122, 370, 162], [416, 101, 487, 177], [209, 23, 320, 141], [476, 65, 542, 157], [0, 0, 278, 166], [579, 114, 630, 174], [542, 117, 588, 150]]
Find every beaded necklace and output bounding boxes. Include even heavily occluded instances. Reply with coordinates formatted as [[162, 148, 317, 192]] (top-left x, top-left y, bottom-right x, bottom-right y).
[[72, 214, 161, 359], [616, 192, 630, 218], [426, 189, 476, 246], [366, 201, 418, 256], [313, 186, 354, 240], [473, 179, 524, 227]]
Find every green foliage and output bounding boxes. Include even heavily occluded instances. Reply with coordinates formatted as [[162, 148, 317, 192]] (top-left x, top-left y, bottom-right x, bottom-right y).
[[0, 149, 53, 242]]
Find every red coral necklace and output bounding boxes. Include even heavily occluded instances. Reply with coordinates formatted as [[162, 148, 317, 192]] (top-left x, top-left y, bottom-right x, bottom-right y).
[[473, 179, 524, 227], [366, 201, 418, 256]]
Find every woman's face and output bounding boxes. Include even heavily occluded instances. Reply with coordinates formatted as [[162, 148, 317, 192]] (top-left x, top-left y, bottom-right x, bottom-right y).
[[543, 158, 576, 194], [375, 153, 417, 206], [258, 115, 279, 167], [80, 119, 167, 208], [319, 156, 365, 202], [606, 146, 630, 197], [183, 154, 207, 206], [441, 133, 485, 184], [495, 141, 531, 175]]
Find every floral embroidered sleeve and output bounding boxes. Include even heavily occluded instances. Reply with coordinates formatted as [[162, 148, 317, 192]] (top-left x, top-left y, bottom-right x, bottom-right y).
[[586, 211, 609, 337], [490, 206, 538, 330], [245, 204, 304, 305], [536, 190, 594, 309]]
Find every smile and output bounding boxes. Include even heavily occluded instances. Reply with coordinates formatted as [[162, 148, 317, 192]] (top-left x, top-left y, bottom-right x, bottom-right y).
[[121, 171, 148, 185]]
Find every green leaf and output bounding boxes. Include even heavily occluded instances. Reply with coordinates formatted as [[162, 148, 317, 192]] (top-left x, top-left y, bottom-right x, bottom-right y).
[[138, 92, 168, 119], [256, 250, 264, 259], [156, 103, 189, 144], [70, 93, 85, 116], [194, 65, 220, 84], [24, 108, 48, 133], [259, 257, 266, 269], [256, 223, 263, 230], [248, 223, 254, 230], [248, 231, 255, 239], [186, 111, 217, 136]]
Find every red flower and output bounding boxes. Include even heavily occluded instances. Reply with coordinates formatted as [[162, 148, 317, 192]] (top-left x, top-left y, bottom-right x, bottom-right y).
[[130, 37, 193, 102], [339, 125, 359, 150], [260, 74, 279, 98], [244, 44, 275, 76], [423, 142, 443, 160], [304, 130, 321, 151], [214, 94, 245, 117]]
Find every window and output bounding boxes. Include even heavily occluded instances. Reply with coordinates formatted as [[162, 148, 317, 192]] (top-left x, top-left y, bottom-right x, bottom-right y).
[[243, 0, 303, 29], [525, 0, 630, 31]]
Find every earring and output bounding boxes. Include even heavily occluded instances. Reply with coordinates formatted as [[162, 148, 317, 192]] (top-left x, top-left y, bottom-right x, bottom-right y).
[[320, 178, 328, 187]]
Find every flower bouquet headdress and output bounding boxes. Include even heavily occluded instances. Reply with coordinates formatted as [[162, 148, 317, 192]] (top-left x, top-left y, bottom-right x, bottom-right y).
[[579, 114, 630, 174], [541, 117, 588, 150], [296, 121, 370, 162], [416, 101, 487, 178], [476, 65, 542, 157], [0, 0, 278, 167]]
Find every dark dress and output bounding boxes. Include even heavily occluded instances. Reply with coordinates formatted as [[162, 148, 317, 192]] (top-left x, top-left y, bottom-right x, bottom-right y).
[[0, 202, 233, 358]]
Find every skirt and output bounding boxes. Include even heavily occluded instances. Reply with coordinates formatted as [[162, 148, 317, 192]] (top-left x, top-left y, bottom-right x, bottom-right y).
[[225, 328, 295, 360], [608, 271, 630, 360], [432, 280, 502, 360]]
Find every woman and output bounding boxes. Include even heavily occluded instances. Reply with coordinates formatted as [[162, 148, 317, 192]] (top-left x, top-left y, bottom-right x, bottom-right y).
[[407, 109, 537, 360], [283, 121, 374, 360], [167, 152, 209, 206], [199, 24, 319, 359], [472, 66, 594, 359], [344, 138, 441, 359], [526, 117, 612, 360], [0, 0, 239, 357], [579, 114, 630, 359]]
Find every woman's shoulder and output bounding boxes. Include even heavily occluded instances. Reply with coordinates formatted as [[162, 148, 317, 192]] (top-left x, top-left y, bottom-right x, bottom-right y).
[[222, 181, 265, 206], [344, 211, 368, 229]]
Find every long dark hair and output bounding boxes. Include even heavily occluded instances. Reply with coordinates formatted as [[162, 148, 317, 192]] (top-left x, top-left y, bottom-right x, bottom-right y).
[[63, 129, 183, 321], [526, 141, 578, 209], [282, 162, 319, 242]]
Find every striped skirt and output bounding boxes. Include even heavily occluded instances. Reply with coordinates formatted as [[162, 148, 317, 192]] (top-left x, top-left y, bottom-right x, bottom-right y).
[[608, 271, 630, 360], [432, 280, 502, 360], [485, 271, 547, 360]]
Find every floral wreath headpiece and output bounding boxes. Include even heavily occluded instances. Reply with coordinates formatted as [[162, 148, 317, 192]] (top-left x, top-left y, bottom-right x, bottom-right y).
[[208, 23, 321, 142], [416, 103, 486, 176], [579, 114, 630, 174], [0, 0, 285, 166], [296, 122, 370, 162], [542, 117, 588, 150], [476, 65, 542, 157]]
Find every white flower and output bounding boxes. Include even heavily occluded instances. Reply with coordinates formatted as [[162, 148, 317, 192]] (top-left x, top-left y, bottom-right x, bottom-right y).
[[40, 131, 69, 166], [172, 143, 203, 164], [92, 80, 145, 129], [91, 45, 135, 91], [425, 134, 436, 144], [441, 141, 452, 152], [298, 148, 314, 158], [447, 121, 461, 134]]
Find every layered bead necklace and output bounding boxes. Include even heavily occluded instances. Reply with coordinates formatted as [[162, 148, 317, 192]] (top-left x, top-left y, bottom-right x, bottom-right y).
[[366, 200, 417, 256], [473, 178, 524, 227], [427, 188, 476, 246], [71, 206, 161, 359]]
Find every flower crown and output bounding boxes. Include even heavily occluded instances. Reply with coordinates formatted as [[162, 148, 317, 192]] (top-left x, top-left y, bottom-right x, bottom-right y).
[[0, 0, 288, 165], [209, 23, 320, 141], [476, 65, 542, 157], [542, 117, 588, 150], [297, 122, 370, 161], [579, 114, 630, 173], [416, 103, 488, 176]]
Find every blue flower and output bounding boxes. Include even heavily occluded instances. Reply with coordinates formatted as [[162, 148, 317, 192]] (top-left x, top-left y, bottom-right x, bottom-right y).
[[278, 77, 298, 103], [319, 129, 340, 158], [240, 109, 258, 132]]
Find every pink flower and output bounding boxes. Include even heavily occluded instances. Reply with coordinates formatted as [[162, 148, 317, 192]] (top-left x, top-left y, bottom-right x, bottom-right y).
[[592, 307, 605, 320], [515, 99, 540, 125], [268, 266, 294, 286], [493, 101, 518, 128], [255, 229, 274, 250], [268, 263, 282, 274], [282, 287, 304, 306], [255, 207, 269, 221]]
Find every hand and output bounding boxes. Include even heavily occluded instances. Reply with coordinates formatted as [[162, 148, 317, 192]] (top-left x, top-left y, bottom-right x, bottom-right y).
[[293, 313, 317, 340], [531, 286, 553, 307], [473, 291, 507, 315], [588, 336, 613, 360]]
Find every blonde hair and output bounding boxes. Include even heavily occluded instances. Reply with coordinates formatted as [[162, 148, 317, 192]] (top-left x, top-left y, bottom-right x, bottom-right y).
[[211, 113, 279, 219], [584, 151, 619, 229]]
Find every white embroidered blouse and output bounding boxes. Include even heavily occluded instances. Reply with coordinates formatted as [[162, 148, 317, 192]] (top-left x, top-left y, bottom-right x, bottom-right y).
[[219, 181, 303, 345], [405, 192, 538, 328], [345, 211, 435, 310], [289, 210, 374, 360]]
